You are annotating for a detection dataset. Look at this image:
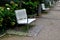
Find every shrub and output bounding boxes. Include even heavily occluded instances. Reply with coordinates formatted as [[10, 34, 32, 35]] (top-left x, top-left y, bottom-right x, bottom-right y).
[[4, 2, 19, 29], [0, 7, 6, 34], [22, 1, 39, 15], [0, 1, 20, 31]]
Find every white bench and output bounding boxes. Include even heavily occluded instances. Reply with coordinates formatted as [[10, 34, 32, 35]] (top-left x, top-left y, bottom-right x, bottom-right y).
[[15, 9, 36, 24], [41, 3, 50, 11]]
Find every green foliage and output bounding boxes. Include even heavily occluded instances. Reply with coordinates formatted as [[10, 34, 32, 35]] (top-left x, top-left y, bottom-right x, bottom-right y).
[[0, 7, 4, 27], [4, 3, 19, 28], [0, 7, 5, 34], [0, 1, 20, 32], [22, 1, 39, 15]]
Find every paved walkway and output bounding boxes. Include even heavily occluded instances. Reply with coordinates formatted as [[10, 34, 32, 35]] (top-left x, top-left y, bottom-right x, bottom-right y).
[[1, 1, 60, 40]]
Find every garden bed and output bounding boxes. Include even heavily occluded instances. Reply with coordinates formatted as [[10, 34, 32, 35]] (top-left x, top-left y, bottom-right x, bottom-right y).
[[6, 24, 43, 36], [6, 25, 35, 36]]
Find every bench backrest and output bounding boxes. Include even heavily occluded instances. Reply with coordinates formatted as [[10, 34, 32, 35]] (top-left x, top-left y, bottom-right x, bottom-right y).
[[15, 9, 27, 21]]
